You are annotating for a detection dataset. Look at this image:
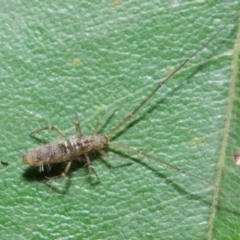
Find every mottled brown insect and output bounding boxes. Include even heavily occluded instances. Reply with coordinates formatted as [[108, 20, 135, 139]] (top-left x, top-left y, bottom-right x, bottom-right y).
[[22, 17, 239, 200], [23, 123, 108, 180]]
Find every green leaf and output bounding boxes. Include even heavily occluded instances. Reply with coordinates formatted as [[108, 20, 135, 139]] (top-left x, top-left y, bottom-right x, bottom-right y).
[[1, 1, 240, 239]]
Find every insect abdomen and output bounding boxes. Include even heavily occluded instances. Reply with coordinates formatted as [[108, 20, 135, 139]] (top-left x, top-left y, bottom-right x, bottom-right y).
[[22, 135, 96, 166]]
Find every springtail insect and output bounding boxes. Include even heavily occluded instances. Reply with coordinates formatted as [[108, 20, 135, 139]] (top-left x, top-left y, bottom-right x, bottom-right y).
[[22, 15, 240, 200]]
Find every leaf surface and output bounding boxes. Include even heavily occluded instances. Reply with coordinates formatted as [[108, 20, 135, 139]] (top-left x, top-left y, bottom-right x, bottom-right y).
[[0, 1, 240, 239]]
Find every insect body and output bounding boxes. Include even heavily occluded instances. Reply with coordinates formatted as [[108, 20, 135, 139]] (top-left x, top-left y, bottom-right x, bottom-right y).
[[23, 121, 108, 180], [22, 135, 108, 166], [22, 16, 240, 200]]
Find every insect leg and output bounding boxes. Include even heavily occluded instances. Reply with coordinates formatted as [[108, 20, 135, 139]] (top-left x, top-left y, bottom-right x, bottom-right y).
[[93, 109, 115, 134], [97, 149, 110, 158], [84, 153, 101, 181], [30, 125, 66, 138], [96, 149, 133, 168], [46, 161, 73, 181], [75, 113, 82, 137]]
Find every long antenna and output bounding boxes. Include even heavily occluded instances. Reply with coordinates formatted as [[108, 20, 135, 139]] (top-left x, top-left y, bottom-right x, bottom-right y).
[[107, 17, 236, 138], [109, 142, 240, 201]]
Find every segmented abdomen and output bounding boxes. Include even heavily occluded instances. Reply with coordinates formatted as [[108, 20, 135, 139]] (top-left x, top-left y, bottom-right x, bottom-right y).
[[22, 135, 95, 166]]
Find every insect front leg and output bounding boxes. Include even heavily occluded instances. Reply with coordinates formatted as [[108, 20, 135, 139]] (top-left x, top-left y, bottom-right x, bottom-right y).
[[93, 109, 116, 134], [30, 125, 66, 138], [97, 148, 133, 165], [84, 153, 101, 181]]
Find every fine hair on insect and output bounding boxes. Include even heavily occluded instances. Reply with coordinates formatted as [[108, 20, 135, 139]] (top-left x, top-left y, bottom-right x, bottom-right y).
[[22, 14, 240, 200]]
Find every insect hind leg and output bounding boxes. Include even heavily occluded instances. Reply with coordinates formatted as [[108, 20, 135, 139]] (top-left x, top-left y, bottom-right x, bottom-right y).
[[30, 125, 66, 138]]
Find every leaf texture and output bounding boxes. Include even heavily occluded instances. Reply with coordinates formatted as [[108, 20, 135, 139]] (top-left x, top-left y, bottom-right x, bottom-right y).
[[0, 1, 240, 240]]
